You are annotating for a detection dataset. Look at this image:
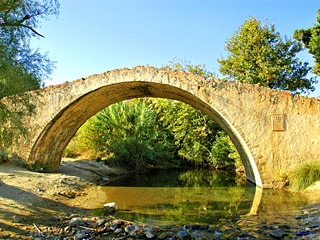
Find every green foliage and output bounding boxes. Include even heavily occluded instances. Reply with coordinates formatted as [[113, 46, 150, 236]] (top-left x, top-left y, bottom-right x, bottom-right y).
[[68, 97, 242, 170], [294, 9, 320, 77], [160, 59, 240, 169], [218, 16, 317, 94], [168, 57, 217, 78], [66, 99, 176, 171], [209, 131, 239, 170], [0, 149, 9, 164], [0, 0, 59, 149], [110, 138, 151, 172], [153, 99, 221, 167], [290, 162, 320, 191]]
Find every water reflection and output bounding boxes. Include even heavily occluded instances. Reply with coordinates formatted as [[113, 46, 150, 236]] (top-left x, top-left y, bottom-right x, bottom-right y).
[[90, 169, 309, 226], [107, 168, 242, 187]]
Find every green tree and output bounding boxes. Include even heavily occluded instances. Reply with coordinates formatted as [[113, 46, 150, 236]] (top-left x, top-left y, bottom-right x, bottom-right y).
[[154, 99, 221, 167], [294, 10, 320, 77], [0, 0, 59, 148], [218, 16, 317, 94], [168, 57, 217, 78]]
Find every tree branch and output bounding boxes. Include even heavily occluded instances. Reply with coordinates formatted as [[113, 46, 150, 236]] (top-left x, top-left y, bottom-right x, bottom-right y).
[[0, 22, 44, 38]]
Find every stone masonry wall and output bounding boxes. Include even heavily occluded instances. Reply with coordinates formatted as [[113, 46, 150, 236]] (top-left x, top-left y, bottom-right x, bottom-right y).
[[4, 66, 320, 188]]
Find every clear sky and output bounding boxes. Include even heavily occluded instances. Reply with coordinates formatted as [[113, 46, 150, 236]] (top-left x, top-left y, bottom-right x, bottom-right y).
[[31, 0, 320, 97]]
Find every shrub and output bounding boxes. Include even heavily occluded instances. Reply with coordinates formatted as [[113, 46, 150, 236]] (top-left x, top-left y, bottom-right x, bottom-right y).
[[0, 150, 8, 164], [109, 138, 148, 172], [290, 162, 320, 191]]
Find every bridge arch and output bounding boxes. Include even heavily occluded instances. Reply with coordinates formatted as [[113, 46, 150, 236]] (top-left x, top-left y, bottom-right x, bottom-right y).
[[29, 80, 262, 187], [8, 66, 320, 189]]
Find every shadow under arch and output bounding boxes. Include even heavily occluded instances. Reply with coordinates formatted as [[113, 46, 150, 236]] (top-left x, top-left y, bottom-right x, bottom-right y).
[[29, 81, 262, 187]]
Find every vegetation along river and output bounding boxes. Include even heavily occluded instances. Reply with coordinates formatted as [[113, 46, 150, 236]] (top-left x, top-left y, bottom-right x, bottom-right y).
[[89, 168, 309, 227]]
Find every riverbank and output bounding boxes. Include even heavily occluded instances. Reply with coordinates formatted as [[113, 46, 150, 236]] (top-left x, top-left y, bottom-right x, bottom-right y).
[[0, 158, 320, 239], [0, 158, 124, 239]]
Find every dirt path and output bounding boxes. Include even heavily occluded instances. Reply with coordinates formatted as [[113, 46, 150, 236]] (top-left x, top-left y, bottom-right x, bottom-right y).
[[0, 158, 123, 239]]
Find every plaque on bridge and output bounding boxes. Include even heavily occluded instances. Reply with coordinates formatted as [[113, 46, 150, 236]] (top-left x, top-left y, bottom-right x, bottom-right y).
[[272, 113, 285, 131]]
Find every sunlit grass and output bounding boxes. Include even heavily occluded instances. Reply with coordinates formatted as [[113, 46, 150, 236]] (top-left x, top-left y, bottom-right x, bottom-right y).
[[290, 162, 320, 191]]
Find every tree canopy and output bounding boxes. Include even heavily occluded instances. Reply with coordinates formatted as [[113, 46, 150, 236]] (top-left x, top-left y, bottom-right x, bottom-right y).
[[294, 9, 320, 77], [0, 0, 59, 149], [218, 16, 317, 94], [168, 58, 217, 79]]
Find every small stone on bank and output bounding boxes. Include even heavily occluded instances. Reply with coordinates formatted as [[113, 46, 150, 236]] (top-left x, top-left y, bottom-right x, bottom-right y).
[[270, 229, 283, 238], [110, 224, 118, 231], [115, 228, 123, 234], [176, 230, 191, 240], [125, 225, 136, 233], [103, 202, 118, 212], [146, 232, 154, 239], [69, 217, 84, 227], [74, 230, 86, 240]]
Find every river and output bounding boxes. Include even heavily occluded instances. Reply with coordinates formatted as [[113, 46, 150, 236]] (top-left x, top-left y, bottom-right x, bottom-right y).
[[90, 168, 309, 227]]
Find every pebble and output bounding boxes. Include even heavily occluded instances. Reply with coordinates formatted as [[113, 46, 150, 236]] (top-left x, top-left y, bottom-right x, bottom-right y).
[[69, 217, 83, 227], [74, 230, 86, 240], [21, 203, 320, 240], [110, 223, 118, 231], [146, 231, 154, 238], [115, 228, 123, 234], [112, 219, 122, 225], [97, 219, 106, 226], [175, 230, 191, 240], [270, 229, 283, 238], [125, 225, 136, 233], [129, 231, 137, 237]]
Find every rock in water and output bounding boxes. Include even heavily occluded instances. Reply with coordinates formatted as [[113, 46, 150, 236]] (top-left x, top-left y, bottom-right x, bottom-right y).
[[103, 202, 118, 212]]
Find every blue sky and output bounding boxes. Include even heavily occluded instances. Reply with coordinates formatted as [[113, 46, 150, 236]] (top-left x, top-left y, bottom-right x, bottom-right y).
[[31, 0, 320, 97]]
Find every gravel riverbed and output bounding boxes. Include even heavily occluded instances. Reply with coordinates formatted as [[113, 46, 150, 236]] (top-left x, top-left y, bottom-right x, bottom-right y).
[[27, 203, 320, 240]]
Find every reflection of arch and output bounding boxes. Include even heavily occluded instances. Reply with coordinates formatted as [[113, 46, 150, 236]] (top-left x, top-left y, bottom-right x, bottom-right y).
[[29, 81, 262, 187], [249, 186, 263, 215], [235, 183, 263, 216]]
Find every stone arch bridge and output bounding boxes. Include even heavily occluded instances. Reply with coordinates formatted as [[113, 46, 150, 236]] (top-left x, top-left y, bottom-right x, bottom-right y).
[[5, 66, 320, 188]]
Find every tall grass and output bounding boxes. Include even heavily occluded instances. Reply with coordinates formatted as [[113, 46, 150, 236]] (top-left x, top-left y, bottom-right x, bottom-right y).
[[290, 162, 320, 191]]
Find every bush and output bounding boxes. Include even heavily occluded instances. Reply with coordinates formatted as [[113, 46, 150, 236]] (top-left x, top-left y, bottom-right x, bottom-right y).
[[0, 150, 8, 164], [290, 163, 320, 191], [109, 138, 149, 172]]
